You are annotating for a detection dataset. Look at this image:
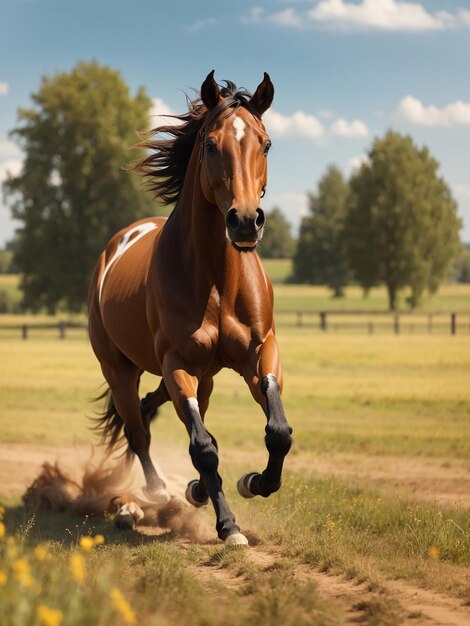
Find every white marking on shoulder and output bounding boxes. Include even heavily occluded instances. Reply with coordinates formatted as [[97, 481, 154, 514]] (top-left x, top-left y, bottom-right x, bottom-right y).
[[233, 116, 246, 142], [99, 222, 158, 304]]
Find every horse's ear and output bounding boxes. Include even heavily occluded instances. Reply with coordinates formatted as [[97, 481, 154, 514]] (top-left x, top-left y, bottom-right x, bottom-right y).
[[201, 70, 220, 110], [250, 72, 274, 116]]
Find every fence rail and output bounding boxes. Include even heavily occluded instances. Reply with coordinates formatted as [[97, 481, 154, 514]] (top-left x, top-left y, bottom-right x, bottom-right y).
[[0, 311, 469, 339], [275, 310, 468, 334]]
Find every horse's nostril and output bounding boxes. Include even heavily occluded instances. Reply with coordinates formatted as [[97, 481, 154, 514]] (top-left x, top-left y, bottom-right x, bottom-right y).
[[255, 208, 265, 229], [226, 208, 239, 230]]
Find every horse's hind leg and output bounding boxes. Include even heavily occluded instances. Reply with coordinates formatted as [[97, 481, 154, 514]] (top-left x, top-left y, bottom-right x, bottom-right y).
[[140, 379, 170, 431], [101, 362, 170, 504]]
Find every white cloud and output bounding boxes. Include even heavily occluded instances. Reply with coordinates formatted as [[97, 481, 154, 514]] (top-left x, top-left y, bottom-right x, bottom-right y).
[[269, 8, 302, 27], [264, 109, 325, 140], [455, 184, 470, 201], [264, 190, 309, 231], [149, 98, 181, 127], [242, 6, 265, 23], [0, 82, 9, 96], [397, 95, 470, 127], [330, 118, 369, 137], [308, 0, 455, 31], [0, 140, 21, 159], [185, 18, 216, 32], [458, 9, 470, 26], [347, 154, 370, 173], [0, 158, 22, 183], [264, 108, 368, 142]]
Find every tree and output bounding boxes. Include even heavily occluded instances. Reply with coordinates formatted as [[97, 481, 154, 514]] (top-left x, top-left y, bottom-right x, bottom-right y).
[[291, 165, 350, 296], [2, 61, 154, 313], [346, 131, 461, 310], [260, 207, 295, 258]]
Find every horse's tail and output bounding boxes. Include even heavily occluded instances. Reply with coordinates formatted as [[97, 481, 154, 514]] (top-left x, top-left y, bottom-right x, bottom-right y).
[[91, 384, 166, 457], [92, 388, 129, 457]]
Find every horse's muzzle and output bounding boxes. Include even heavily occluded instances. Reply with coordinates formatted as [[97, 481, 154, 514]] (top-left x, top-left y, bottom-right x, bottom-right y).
[[226, 208, 265, 250]]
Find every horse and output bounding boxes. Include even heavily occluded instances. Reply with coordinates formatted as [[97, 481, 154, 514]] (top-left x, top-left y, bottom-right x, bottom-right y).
[[88, 71, 293, 547]]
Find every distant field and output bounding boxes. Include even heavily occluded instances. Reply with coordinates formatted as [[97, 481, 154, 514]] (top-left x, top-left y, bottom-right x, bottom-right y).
[[1, 271, 470, 326]]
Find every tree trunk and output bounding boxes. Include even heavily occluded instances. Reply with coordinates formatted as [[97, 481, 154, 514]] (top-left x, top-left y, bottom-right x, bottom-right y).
[[387, 283, 397, 310]]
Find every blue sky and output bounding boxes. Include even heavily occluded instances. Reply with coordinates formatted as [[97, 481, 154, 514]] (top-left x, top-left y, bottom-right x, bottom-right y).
[[1, 0, 470, 244]]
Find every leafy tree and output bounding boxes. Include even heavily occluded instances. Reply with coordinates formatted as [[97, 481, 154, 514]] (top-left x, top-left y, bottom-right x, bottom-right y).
[[2, 61, 154, 313], [346, 131, 461, 310], [291, 165, 350, 296], [260, 207, 295, 258]]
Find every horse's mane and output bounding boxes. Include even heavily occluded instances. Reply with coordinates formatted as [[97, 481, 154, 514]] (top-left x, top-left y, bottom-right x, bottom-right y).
[[133, 81, 260, 206]]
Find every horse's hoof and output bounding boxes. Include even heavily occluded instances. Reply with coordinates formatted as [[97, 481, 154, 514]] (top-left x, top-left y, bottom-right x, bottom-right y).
[[142, 486, 171, 504], [185, 480, 209, 508], [224, 532, 249, 548], [237, 473, 258, 499], [114, 502, 144, 530]]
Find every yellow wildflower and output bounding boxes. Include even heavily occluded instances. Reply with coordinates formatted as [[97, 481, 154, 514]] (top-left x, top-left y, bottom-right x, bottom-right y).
[[12, 557, 32, 588], [428, 545, 440, 560], [110, 587, 136, 624], [37, 604, 63, 626], [34, 545, 51, 562], [0, 522, 5, 540], [79, 536, 95, 552], [69, 553, 85, 583], [93, 534, 105, 545], [0, 570, 7, 586]]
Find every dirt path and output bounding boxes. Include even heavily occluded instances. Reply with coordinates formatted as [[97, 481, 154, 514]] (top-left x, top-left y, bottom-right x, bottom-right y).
[[2, 441, 470, 625]]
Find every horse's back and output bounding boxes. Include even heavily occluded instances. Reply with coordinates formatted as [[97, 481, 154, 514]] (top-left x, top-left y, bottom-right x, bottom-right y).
[[88, 217, 166, 374]]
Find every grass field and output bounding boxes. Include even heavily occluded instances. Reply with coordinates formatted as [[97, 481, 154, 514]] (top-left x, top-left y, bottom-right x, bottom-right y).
[[1, 322, 470, 625]]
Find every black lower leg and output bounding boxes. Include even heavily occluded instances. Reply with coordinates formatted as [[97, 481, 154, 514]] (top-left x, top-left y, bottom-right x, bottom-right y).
[[183, 400, 239, 541], [249, 374, 293, 498], [140, 380, 170, 429], [124, 426, 165, 491]]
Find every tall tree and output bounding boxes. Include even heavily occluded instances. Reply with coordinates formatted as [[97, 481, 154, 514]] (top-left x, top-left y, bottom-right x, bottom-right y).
[[2, 61, 154, 313], [260, 207, 295, 259], [346, 131, 461, 310], [291, 165, 350, 296]]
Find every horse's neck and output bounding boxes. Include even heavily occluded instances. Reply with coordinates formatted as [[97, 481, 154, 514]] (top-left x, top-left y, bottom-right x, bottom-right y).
[[169, 142, 253, 298]]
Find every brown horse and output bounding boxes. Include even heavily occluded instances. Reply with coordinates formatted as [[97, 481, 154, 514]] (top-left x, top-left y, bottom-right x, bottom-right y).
[[88, 71, 293, 546]]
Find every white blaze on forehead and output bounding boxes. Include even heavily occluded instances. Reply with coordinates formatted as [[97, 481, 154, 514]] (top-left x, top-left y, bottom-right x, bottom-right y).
[[233, 116, 246, 142]]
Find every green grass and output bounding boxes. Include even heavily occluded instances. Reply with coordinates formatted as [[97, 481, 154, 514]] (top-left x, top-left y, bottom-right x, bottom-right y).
[[1, 332, 469, 459], [1, 324, 470, 624]]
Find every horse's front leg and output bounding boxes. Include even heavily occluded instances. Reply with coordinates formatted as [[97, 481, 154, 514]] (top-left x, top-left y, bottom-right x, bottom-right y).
[[162, 352, 247, 546], [238, 334, 293, 499]]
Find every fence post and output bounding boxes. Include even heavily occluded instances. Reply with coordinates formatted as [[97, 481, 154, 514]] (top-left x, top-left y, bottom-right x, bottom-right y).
[[296, 311, 303, 328], [368, 322, 374, 335], [59, 321, 66, 339], [451, 312, 457, 335], [22, 324, 28, 340], [320, 311, 327, 332], [394, 313, 400, 335], [428, 314, 433, 334]]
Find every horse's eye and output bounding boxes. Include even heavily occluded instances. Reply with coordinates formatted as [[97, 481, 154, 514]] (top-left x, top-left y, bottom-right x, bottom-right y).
[[205, 140, 216, 154], [264, 142, 272, 156]]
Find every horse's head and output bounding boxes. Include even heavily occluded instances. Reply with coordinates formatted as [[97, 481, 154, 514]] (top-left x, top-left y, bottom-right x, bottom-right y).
[[198, 71, 274, 252]]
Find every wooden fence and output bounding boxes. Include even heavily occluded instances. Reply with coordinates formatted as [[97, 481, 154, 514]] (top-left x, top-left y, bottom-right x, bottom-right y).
[[276, 310, 467, 334], [0, 311, 468, 339]]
